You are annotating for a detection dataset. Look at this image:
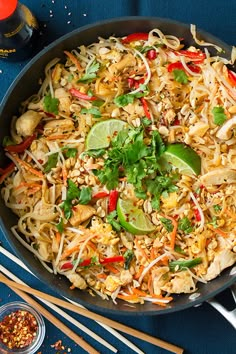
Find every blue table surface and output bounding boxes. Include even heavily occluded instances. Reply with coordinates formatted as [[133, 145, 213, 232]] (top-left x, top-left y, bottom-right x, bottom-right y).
[[0, 1, 236, 353]]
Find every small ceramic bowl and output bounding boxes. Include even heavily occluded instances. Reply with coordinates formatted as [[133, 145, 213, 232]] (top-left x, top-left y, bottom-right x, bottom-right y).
[[0, 301, 45, 354]]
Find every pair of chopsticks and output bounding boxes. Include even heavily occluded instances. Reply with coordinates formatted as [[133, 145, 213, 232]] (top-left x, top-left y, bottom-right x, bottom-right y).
[[0, 246, 184, 354], [0, 248, 143, 354]]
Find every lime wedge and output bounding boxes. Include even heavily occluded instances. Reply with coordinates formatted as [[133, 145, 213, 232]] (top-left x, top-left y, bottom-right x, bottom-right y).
[[86, 119, 127, 150], [117, 198, 156, 235], [162, 143, 201, 176]]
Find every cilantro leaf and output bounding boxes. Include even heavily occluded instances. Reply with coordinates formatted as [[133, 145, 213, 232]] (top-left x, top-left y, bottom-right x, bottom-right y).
[[44, 153, 59, 173], [213, 204, 222, 212], [60, 199, 73, 219], [107, 210, 122, 231], [114, 94, 135, 107], [178, 217, 193, 233], [56, 217, 64, 233], [43, 94, 59, 114], [67, 179, 81, 200], [212, 106, 227, 125], [62, 147, 77, 158], [81, 107, 101, 118], [78, 61, 100, 83], [124, 250, 134, 270], [160, 217, 174, 232], [173, 69, 188, 84], [78, 187, 92, 204]]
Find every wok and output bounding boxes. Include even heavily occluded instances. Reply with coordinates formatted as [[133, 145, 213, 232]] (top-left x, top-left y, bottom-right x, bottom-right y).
[[0, 16, 235, 316]]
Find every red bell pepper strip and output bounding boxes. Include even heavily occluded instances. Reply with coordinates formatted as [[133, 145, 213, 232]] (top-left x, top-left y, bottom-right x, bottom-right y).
[[167, 62, 201, 74], [0, 162, 15, 175], [147, 49, 157, 60], [227, 69, 236, 87], [60, 255, 125, 270], [69, 88, 97, 101], [177, 50, 206, 63], [100, 256, 125, 264], [133, 79, 151, 119], [122, 32, 149, 44], [108, 190, 119, 213], [194, 208, 201, 222], [93, 191, 109, 198], [0, 162, 15, 184], [140, 97, 151, 119], [5, 134, 36, 153]]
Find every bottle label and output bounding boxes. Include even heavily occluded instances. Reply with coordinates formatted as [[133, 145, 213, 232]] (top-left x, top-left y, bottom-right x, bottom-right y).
[[0, 48, 17, 58]]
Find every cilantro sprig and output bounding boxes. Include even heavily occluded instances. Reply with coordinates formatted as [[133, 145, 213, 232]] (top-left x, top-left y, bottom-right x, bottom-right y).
[[92, 125, 178, 210], [78, 61, 100, 83], [212, 106, 227, 126], [43, 94, 59, 114], [60, 179, 92, 219]]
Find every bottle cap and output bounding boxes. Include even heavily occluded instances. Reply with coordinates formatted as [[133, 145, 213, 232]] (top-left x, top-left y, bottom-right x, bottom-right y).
[[0, 0, 17, 20]]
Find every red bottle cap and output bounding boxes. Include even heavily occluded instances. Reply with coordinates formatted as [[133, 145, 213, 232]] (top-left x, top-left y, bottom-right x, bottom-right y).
[[0, 0, 17, 20]]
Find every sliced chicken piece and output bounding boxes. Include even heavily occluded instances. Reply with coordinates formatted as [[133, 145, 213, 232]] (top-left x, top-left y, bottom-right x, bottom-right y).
[[104, 270, 133, 292], [43, 118, 74, 136], [15, 110, 43, 137], [67, 273, 87, 289], [69, 204, 96, 226], [152, 266, 170, 295], [188, 122, 209, 137], [204, 249, 236, 281], [200, 168, 236, 186], [55, 88, 72, 114], [161, 270, 196, 294], [109, 53, 136, 75], [216, 115, 236, 140]]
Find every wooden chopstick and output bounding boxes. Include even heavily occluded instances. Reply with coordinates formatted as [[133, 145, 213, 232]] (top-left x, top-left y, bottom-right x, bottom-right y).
[[0, 273, 99, 354], [0, 275, 184, 354]]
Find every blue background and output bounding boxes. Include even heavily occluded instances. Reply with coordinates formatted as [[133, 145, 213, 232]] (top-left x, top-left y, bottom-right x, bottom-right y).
[[0, 1, 236, 353]]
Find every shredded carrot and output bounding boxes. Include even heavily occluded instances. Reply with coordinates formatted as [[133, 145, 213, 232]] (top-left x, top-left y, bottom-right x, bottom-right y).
[[87, 240, 97, 251], [56, 232, 61, 245], [70, 284, 76, 290], [12, 155, 44, 178], [61, 245, 80, 260], [132, 288, 148, 297], [158, 255, 169, 266], [27, 186, 42, 195], [104, 264, 120, 274], [208, 224, 229, 238], [151, 294, 173, 301], [148, 274, 153, 296], [117, 294, 139, 301], [134, 265, 144, 280], [64, 51, 82, 71], [62, 167, 68, 186], [213, 228, 229, 238], [160, 214, 178, 249], [96, 273, 107, 279]]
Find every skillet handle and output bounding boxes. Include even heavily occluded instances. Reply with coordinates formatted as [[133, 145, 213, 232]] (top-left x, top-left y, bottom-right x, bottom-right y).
[[207, 284, 236, 330]]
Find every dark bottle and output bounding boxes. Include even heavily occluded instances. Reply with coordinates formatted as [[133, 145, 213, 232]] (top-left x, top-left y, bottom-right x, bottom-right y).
[[0, 0, 39, 61]]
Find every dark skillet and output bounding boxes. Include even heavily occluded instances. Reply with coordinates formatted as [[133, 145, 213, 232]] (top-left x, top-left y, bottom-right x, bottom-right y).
[[0, 17, 235, 316]]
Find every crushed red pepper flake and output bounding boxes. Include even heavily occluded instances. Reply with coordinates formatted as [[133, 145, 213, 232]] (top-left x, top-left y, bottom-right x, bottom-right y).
[[0, 309, 38, 349]]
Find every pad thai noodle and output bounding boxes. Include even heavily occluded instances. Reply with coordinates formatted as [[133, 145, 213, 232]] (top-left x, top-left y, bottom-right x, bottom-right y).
[[1, 25, 236, 306]]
